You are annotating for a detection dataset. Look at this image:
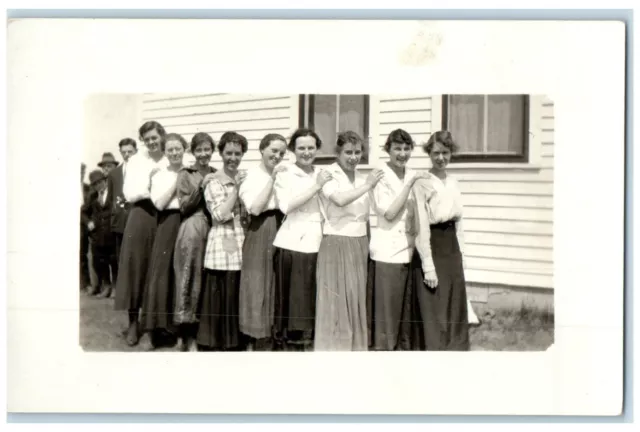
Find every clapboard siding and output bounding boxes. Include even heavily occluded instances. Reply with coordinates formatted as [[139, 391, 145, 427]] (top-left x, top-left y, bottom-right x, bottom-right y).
[[372, 94, 554, 289], [141, 93, 297, 166], [138, 93, 554, 290]]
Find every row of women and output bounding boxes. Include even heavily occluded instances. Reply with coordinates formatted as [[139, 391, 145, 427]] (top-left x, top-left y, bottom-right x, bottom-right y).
[[115, 120, 475, 352]]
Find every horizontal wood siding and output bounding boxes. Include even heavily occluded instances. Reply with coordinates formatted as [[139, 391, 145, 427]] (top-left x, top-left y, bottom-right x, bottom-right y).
[[140, 93, 297, 168], [372, 95, 554, 289], [139, 93, 554, 290]]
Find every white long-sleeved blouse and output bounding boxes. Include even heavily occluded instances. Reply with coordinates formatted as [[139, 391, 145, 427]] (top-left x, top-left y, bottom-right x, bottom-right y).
[[122, 150, 169, 204], [238, 163, 278, 215], [272, 163, 324, 253], [369, 163, 416, 264], [412, 172, 466, 274], [150, 167, 180, 210], [318, 162, 370, 238]]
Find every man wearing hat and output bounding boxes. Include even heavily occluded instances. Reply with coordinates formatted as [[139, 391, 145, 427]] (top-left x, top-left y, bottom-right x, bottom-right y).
[[96, 151, 120, 296], [98, 152, 119, 177], [82, 169, 116, 298]]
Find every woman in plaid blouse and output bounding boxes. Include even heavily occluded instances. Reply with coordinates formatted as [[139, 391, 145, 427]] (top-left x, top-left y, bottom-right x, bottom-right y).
[[197, 132, 249, 351]]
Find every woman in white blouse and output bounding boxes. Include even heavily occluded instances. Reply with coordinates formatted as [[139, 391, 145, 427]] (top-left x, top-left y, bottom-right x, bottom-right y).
[[272, 128, 332, 351], [138, 133, 187, 350], [409, 130, 470, 351], [238, 133, 288, 351], [368, 129, 428, 351], [314, 131, 384, 351], [115, 121, 169, 347]]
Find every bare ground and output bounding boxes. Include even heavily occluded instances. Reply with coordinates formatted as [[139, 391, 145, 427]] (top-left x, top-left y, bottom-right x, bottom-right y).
[[79, 292, 554, 352]]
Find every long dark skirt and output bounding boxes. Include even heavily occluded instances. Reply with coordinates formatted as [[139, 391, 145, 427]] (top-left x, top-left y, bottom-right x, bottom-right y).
[[408, 220, 470, 351], [197, 269, 241, 350], [239, 209, 284, 340], [140, 210, 181, 334], [314, 235, 369, 352], [115, 200, 158, 311], [173, 212, 210, 326], [367, 259, 412, 351], [273, 248, 317, 348]]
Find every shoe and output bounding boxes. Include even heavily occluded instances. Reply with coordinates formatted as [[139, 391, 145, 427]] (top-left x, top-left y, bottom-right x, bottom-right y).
[[125, 322, 139, 346], [97, 285, 112, 298], [175, 337, 187, 352], [138, 332, 155, 351]]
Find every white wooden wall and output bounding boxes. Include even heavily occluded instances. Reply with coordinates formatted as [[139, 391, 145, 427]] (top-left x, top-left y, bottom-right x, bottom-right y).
[[140, 93, 554, 290]]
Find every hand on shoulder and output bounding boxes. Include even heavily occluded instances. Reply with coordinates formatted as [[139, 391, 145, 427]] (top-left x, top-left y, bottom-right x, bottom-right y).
[[412, 174, 436, 201]]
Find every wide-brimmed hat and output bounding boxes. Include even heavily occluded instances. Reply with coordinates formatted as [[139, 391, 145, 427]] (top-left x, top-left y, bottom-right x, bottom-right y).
[[97, 152, 118, 168], [89, 169, 106, 185]]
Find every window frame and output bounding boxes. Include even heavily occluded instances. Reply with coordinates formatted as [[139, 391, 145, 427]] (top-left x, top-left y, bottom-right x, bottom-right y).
[[298, 94, 371, 165], [441, 94, 531, 164]]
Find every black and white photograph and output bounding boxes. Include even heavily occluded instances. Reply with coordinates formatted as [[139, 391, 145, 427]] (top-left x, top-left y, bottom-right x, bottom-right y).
[[80, 92, 555, 353], [7, 17, 624, 416]]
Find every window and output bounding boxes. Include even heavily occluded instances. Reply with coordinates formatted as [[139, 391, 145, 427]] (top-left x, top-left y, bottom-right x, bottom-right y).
[[442, 95, 529, 163], [298, 94, 370, 164]]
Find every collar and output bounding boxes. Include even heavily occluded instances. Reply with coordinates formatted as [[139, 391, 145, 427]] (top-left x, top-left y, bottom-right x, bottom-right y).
[[212, 170, 237, 186], [183, 163, 216, 174], [328, 162, 364, 183], [289, 162, 316, 177]]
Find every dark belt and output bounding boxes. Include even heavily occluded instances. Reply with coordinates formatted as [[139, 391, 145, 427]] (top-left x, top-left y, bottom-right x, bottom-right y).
[[261, 209, 283, 217], [430, 219, 456, 229], [160, 208, 181, 215], [133, 199, 157, 214]]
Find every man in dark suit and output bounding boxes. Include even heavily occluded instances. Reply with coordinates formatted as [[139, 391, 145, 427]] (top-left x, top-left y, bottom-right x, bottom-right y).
[[84, 170, 116, 297], [107, 138, 138, 293], [80, 163, 92, 292]]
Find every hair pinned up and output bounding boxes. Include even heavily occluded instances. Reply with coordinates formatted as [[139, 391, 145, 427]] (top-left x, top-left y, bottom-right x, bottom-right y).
[[288, 128, 322, 152], [164, 133, 189, 151], [218, 131, 249, 154], [384, 129, 415, 153], [138, 121, 166, 141], [259, 133, 287, 151], [190, 132, 215, 153], [423, 130, 459, 154]]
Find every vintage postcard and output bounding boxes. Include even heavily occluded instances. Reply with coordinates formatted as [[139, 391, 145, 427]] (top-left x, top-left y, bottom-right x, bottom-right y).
[[6, 19, 625, 416]]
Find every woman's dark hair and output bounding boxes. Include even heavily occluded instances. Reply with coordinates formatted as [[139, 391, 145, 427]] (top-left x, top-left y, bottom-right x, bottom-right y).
[[164, 133, 188, 151], [118, 138, 137, 150], [190, 132, 215, 153], [423, 130, 459, 154], [217, 131, 248, 154], [287, 128, 322, 152], [336, 131, 364, 153], [259, 133, 287, 152], [384, 129, 415, 153], [138, 121, 166, 141]]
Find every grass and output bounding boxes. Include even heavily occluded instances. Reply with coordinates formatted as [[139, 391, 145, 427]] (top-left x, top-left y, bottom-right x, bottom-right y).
[[80, 292, 554, 352], [469, 303, 555, 351]]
